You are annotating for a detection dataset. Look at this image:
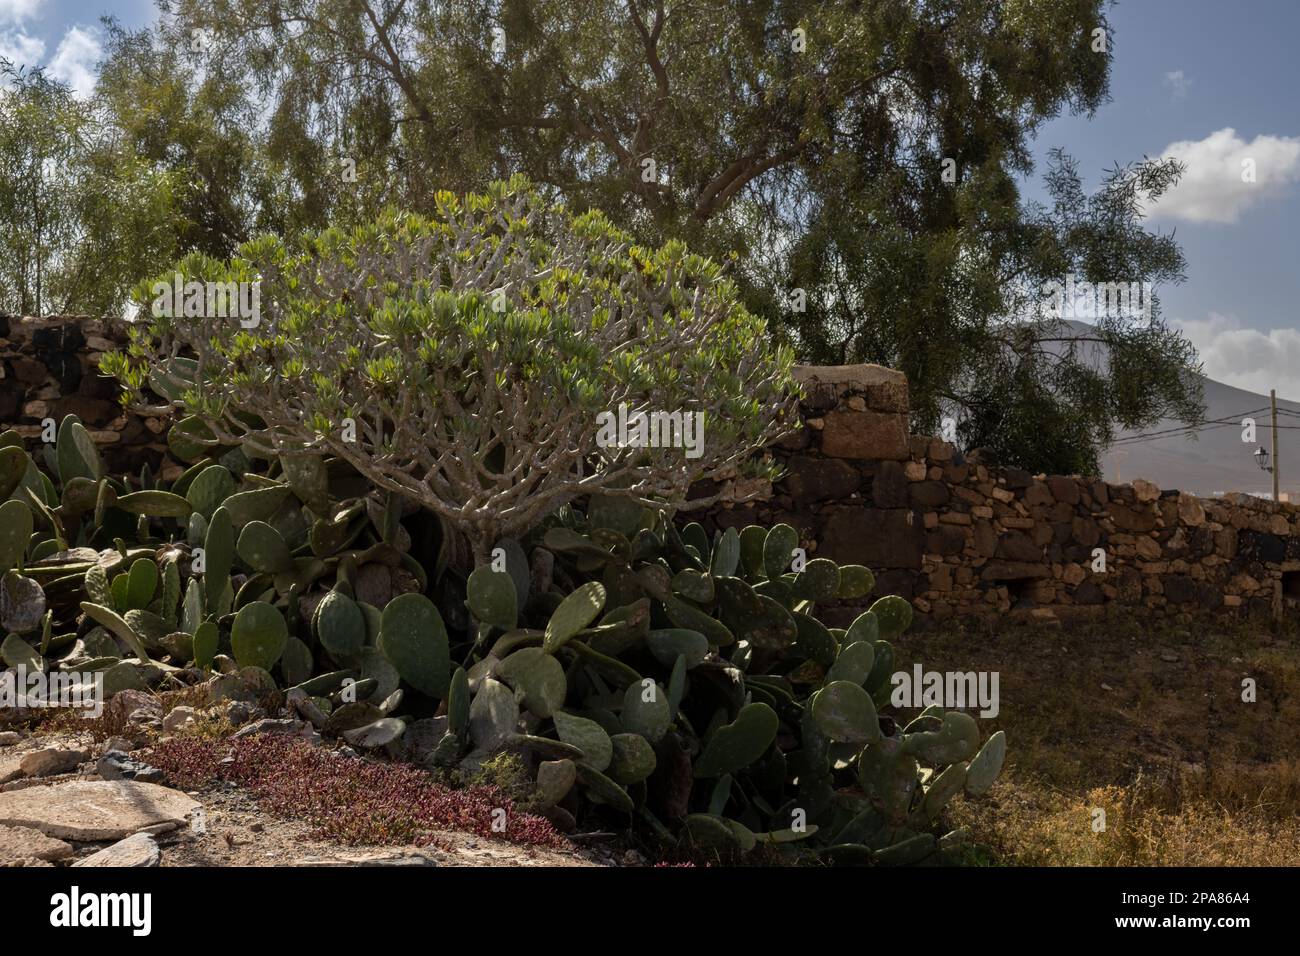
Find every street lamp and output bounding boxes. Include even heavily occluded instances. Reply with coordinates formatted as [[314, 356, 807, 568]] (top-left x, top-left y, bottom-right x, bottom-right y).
[[1255, 446, 1273, 473]]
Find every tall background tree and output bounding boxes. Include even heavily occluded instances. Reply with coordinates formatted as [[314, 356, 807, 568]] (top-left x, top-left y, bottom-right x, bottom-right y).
[[0, 61, 184, 317], [4, 0, 1205, 474]]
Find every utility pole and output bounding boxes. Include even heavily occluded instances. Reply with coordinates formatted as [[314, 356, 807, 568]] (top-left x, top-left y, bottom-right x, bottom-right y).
[[1272, 389, 1280, 502]]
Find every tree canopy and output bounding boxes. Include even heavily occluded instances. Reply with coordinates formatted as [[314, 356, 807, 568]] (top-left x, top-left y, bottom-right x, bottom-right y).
[[3, 0, 1204, 473]]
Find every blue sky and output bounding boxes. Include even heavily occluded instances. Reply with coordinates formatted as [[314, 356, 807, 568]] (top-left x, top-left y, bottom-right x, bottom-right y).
[[5, 0, 1298, 399]]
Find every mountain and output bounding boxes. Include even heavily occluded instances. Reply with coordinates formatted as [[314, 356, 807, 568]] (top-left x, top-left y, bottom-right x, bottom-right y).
[[1105, 373, 1300, 499], [1054, 321, 1298, 498]]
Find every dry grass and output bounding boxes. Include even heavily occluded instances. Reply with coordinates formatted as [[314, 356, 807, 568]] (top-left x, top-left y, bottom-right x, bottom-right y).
[[906, 613, 1300, 866]]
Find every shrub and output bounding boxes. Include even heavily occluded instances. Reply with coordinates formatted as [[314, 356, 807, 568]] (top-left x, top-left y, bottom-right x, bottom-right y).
[[104, 177, 798, 564], [1, 419, 1003, 864]]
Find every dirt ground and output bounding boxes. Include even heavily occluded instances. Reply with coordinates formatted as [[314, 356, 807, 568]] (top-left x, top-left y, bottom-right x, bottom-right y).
[[902, 613, 1300, 865]]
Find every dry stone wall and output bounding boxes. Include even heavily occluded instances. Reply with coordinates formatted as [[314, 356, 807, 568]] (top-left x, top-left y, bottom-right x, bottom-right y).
[[5, 316, 1296, 625], [700, 365, 1300, 627], [0, 315, 178, 479]]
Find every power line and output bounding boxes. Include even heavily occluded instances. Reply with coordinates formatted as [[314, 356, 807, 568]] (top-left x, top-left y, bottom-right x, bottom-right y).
[[1107, 407, 1272, 446]]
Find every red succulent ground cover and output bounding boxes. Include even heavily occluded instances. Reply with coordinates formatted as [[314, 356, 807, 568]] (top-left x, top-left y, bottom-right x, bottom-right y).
[[145, 734, 565, 849]]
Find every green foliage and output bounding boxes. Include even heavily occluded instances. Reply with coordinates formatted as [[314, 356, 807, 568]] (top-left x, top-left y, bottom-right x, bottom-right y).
[[0, 409, 1001, 865], [107, 179, 797, 558], [0, 61, 183, 317]]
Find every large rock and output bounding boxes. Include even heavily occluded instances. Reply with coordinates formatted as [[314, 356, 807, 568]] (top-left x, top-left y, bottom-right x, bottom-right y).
[[1109, 504, 1157, 533], [73, 833, 160, 867], [819, 508, 924, 569], [1047, 476, 1080, 506], [20, 747, 87, 778], [871, 460, 910, 507], [820, 409, 909, 461], [781, 455, 861, 502], [0, 780, 200, 841], [979, 561, 1050, 581], [793, 364, 909, 413], [996, 530, 1042, 563], [0, 823, 73, 865], [909, 480, 950, 508]]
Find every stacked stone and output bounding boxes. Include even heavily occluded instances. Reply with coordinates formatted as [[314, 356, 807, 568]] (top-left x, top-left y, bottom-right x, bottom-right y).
[[707, 362, 1299, 625], [0, 315, 174, 476]]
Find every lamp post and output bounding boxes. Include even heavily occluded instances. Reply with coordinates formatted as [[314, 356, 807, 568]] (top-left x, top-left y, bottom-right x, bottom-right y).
[[1255, 445, 1274, 499]]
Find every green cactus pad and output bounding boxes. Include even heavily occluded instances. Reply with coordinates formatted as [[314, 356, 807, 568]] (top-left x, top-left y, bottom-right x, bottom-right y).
[[314, 589, 366, 659], [83, 562, 112, 607], [279, 453, 330, 514], [203, 507, 235, 615], [903, 711, 980, 765], [857, 737, 920, 824], [448, 666, 470, 737], [468, 676, 519, 751], [80, 601, 150, 662], [553, 710, 613, 771], [868, 594, 913, 638], [964, 730, 1006, 796], [793, 558, 841, 602], [826, 639, 876, 686], [683, 813, 756, 852], [0, 500, 33, 573], [185, 465, 236, 521], [836, 565, 876, 599], [706, 526, 739, 577], [113, 490, 192, 518], [220, 485, 292, 526], [230, 601, 288, 671], [280, 636, 313, 686], [192, 620, 218, 670], [793, 612, 838, 668], [542, 527, 612, 560], [536, 758, 577, 805], [123, 558, 158, 611], [497, 646, 567, 718], [236, 521, 294, 574], [670, 568, 714, 603], [738, 525, 767, 578], [587, 494, 647, 537], [574, 763, 634, 814], [377, 592, 451, 698], [621, 678, 671, 741], [56, 416, 101, 484], [761, 524, 799, 579], [872, 832, 935, 866], [715, 576, 793, 650], [844, 610, 881, 645], [646, 628, 709, 669], [811, 680, 881, 745], [694, 702, 779, 778], [542, 581, 606, 653], [124, 609, 171, 648], [919, 761, 968, 820], [466, 565, 518, 630], [864, 640, 895, 700], [0, 446, 30, 501], [0, 633, 41, 670], [607, 733, 658, 784]]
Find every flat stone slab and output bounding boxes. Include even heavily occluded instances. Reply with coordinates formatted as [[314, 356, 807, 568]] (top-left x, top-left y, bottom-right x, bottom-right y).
[[0, 780, 200, 841], [73, 833, 160, 867], [0, 823, 74, 864], [0, 755, 23, 785]]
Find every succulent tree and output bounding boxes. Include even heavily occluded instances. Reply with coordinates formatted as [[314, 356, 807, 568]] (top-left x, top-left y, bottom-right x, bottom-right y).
[[105, 177, 798, 565]]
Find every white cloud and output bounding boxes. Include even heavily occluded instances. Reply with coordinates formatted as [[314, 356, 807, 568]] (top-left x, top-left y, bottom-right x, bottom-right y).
[[1162, 70, 1191, 99], [46, 25, 100, 97], [1177, 312, 1300, 403], [0, 29, 43, 66], [1151, 128, 1300, 223], [0, 0, 42, 26]]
